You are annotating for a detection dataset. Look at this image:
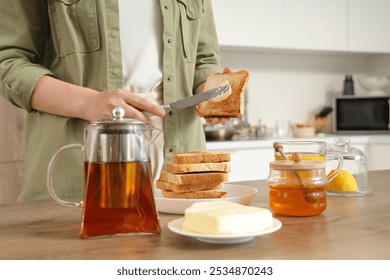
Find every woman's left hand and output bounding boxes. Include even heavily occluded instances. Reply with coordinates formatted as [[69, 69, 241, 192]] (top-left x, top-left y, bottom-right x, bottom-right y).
[[203, 66, 233, 126], [204, 117, 230, 125]]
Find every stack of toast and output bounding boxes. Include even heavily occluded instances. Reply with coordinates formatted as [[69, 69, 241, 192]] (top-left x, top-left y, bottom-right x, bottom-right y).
[[157, 151, 231, 199]]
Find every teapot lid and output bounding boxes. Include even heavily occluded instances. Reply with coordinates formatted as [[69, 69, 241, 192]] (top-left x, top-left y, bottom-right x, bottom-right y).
[[90, 106, 146, 126]]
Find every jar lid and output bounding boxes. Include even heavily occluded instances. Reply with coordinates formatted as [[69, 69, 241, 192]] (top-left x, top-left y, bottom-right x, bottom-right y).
[[269, 152, 326, 171], [327, 137, 366, 159], [270, 160, 326, 171]]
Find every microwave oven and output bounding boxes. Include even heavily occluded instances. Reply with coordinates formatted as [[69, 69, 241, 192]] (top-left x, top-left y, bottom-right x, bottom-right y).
[[333, 95, 390, 133]]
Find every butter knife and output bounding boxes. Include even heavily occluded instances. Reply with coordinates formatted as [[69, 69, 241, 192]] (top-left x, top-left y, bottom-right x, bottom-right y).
[[143, 83, 231, 117], [162, 83, 231, 111]]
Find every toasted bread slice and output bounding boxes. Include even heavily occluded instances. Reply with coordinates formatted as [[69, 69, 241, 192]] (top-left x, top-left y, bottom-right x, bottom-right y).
[[160, 170, 229, 185], [172, 151, 230, 164], [161, 189, 228, 199], [156, 180, 223, 193], [165, 161, 230, 174], [197, 70, 250, 118]]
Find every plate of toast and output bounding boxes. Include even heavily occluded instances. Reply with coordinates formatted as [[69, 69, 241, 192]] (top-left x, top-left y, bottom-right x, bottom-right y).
[[155, 151, 257, 214], [155, 184, 257, 214]]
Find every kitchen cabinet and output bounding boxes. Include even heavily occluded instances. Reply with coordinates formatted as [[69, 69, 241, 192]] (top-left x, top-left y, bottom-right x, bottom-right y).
[[367, 143, 390, 170], [284, 0, 348, 51], [212, 0, 283, 48], [348, 0, 390, 53], [227, 148, 274, 182], [212, 0, 390, 54]]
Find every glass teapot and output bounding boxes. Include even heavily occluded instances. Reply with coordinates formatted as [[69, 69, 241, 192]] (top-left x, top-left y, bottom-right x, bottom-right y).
[[47, 107, 161, 239]]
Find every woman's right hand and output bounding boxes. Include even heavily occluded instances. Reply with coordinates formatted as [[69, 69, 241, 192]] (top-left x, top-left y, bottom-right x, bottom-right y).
[[84, 89, 166, 122], [31, 76, 165, 123]]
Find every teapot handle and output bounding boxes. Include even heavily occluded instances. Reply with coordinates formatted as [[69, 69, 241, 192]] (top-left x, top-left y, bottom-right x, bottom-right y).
[[47, 144, 84, 208], [326, 152, 344, 182]]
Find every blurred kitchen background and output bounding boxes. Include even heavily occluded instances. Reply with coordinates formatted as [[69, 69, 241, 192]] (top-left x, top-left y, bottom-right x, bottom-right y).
[[1, 0, 390, 203], [207, 0, 390, 182], [212, 0, 390, 129]]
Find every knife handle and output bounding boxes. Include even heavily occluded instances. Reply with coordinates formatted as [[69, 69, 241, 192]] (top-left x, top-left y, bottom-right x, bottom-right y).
[[161, 104, 171, 111]]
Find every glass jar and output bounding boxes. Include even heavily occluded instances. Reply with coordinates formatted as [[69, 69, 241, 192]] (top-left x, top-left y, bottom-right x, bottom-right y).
[[267, 154, 329, 216], [326, 137, 372, 197]]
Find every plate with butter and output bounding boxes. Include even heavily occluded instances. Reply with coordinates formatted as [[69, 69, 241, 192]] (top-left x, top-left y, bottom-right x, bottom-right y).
[[155, 184, 257, 214], [168, 201, 282, 244], [168, 218, 282, 244]]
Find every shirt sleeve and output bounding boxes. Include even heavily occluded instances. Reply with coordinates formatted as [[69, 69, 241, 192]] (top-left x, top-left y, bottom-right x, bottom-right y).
[[193, 0, 222, 91], [0, 1, 55, 112]]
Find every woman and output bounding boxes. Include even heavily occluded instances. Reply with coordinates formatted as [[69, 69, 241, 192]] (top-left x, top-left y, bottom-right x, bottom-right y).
[[0, 0, 229, 201]]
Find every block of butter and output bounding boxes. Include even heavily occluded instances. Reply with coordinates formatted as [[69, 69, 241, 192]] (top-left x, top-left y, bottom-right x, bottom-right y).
[[182, 201, 273, 234]]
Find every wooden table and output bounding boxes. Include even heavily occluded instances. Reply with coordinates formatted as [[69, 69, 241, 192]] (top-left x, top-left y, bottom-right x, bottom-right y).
[[1, 170, 389, 260]]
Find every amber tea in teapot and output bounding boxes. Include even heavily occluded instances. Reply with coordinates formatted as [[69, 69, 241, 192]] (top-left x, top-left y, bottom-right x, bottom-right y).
[[81, 161, 159, 238], [47, 107, 161, 238]]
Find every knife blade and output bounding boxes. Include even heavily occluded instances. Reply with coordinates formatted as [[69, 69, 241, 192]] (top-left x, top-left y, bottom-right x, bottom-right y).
[[162, 83, 231, 111]]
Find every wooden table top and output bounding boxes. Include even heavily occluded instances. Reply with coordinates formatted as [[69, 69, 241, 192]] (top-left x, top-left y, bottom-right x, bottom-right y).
[[1, 170, 389, 260]]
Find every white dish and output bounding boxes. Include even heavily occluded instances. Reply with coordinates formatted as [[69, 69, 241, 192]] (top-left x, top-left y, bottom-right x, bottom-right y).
[[155, 184, 257, 214], [168, 217, 282, 244]]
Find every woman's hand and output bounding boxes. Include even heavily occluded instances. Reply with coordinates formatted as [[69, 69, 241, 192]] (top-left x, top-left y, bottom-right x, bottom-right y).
[[204, 66, 233, 126], [31, 76, 165, 124], [85, 89, 166, 123]]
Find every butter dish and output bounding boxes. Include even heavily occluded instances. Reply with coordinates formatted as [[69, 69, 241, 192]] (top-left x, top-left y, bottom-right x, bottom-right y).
[[168, 217, 282, 244]]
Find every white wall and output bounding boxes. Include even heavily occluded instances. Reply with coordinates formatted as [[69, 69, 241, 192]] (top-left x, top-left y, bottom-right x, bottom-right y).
[[219, 48, 389, 130], [368, 55, 390, 93]]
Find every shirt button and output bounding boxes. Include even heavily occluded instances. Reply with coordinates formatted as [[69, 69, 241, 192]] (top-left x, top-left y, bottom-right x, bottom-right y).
[[169, 147, 175, 153], [167, 76, 173, 82], [164, 5, 168, 10], [168, 111, 173, 116], [112, 68, 121, 75], [110, 30, 119, 38], [167, 38, 172, 44]]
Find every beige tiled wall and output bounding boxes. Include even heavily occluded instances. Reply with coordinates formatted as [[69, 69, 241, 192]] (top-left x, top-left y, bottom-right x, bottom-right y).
[[0, 98, 26, 204]]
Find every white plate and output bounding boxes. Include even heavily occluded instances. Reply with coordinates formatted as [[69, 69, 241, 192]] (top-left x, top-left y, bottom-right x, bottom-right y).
[[155, 184, 257, 214], [168, 217, 282, 244]]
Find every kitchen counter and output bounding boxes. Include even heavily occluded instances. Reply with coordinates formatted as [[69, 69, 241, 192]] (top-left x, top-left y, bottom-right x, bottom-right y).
[[1, 169, 389, 260], [206, 134, 390, 150], [206, 134, 390, 181]]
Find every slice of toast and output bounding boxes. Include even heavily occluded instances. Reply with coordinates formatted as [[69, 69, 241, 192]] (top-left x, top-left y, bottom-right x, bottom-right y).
[[165, 161, 231, 174], [197, 70, 250, 118], [161, 189, 228, 199], [160, 170, 229, 185], [172, 151, 230, 164], [156, 180, 223, 193]]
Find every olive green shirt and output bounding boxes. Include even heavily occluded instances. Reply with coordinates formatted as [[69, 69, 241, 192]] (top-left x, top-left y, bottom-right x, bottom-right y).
[[0, 0, 221, 201]]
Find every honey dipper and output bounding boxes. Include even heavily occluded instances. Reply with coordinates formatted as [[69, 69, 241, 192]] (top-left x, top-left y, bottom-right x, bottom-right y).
[[273, 142, 319, 203]]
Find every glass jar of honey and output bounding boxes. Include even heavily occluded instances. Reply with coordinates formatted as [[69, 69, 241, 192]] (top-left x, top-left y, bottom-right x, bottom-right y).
[[267, 153, 329, 216]]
